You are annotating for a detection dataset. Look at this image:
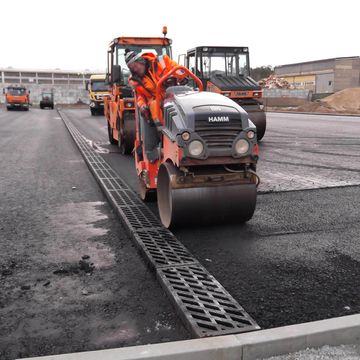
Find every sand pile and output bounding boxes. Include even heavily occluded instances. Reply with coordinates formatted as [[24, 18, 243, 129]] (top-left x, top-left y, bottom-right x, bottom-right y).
[[295, 88, 360, 114], [320, 88, 360, 112]]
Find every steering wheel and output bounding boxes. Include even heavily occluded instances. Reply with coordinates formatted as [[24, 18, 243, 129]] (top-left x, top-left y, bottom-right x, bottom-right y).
[[155, 66, 203, 124]]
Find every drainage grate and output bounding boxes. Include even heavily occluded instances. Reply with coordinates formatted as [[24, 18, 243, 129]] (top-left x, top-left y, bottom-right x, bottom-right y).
[[157, 264, 260, 337], [118, 205, 162, 230], [59, 110, 260, 337], [132, 228, 197, 269]]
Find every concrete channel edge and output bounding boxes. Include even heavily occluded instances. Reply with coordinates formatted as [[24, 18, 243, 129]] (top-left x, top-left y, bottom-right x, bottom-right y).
[[22, 314, 360, 360]]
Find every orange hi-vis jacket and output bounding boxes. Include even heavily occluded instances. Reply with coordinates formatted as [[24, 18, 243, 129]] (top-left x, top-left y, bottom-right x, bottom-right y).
[[128, 52, 178, 110]]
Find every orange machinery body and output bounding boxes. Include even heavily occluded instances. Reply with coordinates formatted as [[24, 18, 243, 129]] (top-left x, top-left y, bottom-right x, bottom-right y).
[[5, 87, 30, 110], [134, 67, 200, 189], [206, 81, 263, 100], [6, 93, 29, 105], [104, 36, 172, 153]]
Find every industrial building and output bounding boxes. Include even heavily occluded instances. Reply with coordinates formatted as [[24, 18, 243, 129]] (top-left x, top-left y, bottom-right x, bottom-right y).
[[274, 56, 360, 94], [0, 67, 102, 104]]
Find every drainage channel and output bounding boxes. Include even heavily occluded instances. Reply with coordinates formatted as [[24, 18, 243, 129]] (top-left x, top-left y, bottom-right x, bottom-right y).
[[59, 110, 260, 337]]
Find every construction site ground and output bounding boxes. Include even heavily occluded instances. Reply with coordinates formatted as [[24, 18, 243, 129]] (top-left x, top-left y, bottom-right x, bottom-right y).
[[1, 108, 360, 359]]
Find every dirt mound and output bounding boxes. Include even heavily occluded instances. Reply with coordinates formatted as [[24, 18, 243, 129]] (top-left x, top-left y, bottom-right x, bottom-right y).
[[320, 88, 360, 112], [292, 88, 360, 114], [296, 102, 338, 114]]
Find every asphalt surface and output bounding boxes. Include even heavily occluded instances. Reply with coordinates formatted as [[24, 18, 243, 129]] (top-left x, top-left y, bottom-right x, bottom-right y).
[[64, 109, 360, 329], [0, 108, 188, 360], [1, 108, 360, 359]]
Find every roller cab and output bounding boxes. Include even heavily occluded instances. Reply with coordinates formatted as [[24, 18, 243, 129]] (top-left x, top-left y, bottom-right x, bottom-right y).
[[183, 46, 266, 140]]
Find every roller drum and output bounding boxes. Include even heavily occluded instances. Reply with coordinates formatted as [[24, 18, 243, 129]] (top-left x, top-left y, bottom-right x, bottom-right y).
[[157, 164, 257, 228]]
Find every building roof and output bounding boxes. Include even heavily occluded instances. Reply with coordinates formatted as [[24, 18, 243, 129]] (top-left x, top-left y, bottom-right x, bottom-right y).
[[0, 67, 104, 74], [275, 56, 359, 69]]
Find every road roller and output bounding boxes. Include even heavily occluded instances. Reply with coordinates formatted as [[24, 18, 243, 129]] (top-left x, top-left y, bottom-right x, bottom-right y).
[[104, 28, 172, 154], [182, 46, 266, 140], [134, 66, 259, 228]]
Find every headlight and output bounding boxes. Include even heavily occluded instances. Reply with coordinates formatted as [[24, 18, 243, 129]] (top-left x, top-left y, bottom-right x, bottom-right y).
[[188, 140, 204, 156], [235, 139, 249, 154], [181, 131, 190, 141], [126, 102, 133, 108], [247, 130, 255, 139]]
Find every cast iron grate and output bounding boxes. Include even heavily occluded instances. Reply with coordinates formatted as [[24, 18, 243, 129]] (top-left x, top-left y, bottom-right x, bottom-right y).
[[132, 228, 197, 269], [157, 264, 260, 337], [118, 205, 161, 230]]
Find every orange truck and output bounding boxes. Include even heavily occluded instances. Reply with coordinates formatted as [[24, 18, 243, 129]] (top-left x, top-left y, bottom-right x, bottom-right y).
[[3, 86, 30, 111], [104, 27, 172, 154]]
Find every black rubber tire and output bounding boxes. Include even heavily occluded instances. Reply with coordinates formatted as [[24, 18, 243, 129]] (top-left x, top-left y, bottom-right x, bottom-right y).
[[249, 110, 266, 141], [107, 121, 118, 145], [118, 112, 135, 155]]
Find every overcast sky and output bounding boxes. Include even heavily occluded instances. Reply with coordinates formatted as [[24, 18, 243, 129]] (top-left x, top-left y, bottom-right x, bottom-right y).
[[1, 0, 359, 71]]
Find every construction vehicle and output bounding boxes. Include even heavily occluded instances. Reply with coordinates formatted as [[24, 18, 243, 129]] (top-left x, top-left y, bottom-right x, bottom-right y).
[[104, 27, 172, 154], [3, 86, 30, 111], [182, 46, 266, 140], [134, 65, 259, 228], [87, 74, 110, 115], [39, 91, 54, 109]]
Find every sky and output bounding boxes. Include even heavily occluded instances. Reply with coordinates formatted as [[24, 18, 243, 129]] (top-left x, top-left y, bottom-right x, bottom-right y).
[[1, 0, 359, 71]]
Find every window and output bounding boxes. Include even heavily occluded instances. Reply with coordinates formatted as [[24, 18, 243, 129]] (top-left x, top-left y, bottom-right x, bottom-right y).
[[91, 81, 109, 92], [187, 54, 196, 74], [198, 50, 249, 79], [8, 87, 26, 95]]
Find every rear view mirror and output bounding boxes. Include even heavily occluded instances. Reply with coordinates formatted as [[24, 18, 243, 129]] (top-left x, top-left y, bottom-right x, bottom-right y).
[[28, 90, 31, 94], [85, 81, 89, 91], [111, 65, 123, 84], [2, 88, 5, 95]]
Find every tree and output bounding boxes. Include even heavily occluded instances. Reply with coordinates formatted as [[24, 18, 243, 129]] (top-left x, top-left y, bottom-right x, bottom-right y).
[[250, 66, 274, 81]]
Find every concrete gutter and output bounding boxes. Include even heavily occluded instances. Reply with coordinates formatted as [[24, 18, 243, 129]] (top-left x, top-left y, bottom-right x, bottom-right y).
[[23, 314, 360, 360]]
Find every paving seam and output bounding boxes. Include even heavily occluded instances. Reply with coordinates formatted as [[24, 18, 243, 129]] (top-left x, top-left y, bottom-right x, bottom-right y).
[[58, 109, 260, 337]]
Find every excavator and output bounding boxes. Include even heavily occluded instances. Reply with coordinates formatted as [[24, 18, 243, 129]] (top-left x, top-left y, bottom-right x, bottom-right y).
[[104, 27, 172, 154], [182, 46, 266, 140], [134, 65, 259, 228]]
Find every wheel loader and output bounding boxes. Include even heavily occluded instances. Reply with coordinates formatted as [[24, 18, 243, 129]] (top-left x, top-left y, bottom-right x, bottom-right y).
[[104, 27, 172, 154], [133, 65, 259, 228], [183, 46, 266, 140]]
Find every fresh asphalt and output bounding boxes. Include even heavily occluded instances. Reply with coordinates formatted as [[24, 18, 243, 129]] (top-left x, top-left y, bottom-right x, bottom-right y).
[[64, 108, 360, 328], [0, 108, 188, 360], [1, 107, 360, 358]]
